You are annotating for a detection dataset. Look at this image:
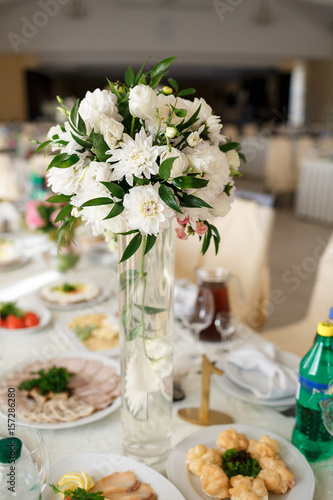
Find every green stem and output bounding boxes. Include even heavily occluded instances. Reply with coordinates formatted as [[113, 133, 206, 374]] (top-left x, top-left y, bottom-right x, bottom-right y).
[[130, 116, 136, 137], [140, 235, 147, 331]]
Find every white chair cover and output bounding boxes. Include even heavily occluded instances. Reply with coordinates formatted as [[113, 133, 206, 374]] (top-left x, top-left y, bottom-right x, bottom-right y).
[[0, 153, 20, 201], [263, 231, 333, 357], [264, 137, 296, 193]]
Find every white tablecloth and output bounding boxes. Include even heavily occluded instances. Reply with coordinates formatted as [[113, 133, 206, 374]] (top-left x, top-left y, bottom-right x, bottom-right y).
[[0, 251, 331, 499], [296, 156, 333, 224]]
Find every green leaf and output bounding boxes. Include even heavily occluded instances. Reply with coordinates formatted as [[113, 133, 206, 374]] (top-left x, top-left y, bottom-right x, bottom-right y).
[[103, 202, 124, 220], [172, 176, 208, 190], [106, 78, 122, 101], [119, 233, 142, 263], [120, 270, 142, 291], [209, 223, 221, 244], [47, 153, 79, 170], [133, 176, 150, 186], [168, 77, 178, 92], [181, 193, 213, 209], [144, 234, 156, 255], [94, 132, 111, 162], [70, 132, 91, 150], [81, 197, 114, 208], [54, 203, 72, 224], [134, 304, 167, 315], [178, 103, 202, 132], [238, 152, 246, 163], [159, 156, 178, 180], [220, 142, 240, 153], [36, 140, 51, 154], [201, 225, 212, 255], [122, 304, 132, 329], [173, 108, 187, 118], [77, 113, 87, 135], [134, 58, 148, 85], [128, 323, 144, 341], [125, 66, 135, 87], [150, 70, 170, 90], [100, 181, 125, 199], [178, 88, 196, 97], [70, 99, 80, 128], [46, 194, 72, 203], [118, 229, 140, 236], [224, 182, 233, 196], [150, 56, 177, 81], [159, 184, 182, 214]]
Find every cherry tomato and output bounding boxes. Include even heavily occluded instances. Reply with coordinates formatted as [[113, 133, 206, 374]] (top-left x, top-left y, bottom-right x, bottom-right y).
[[23, 312, 40, 328], [5, 315, 25, 329], [0, 317, 7, 328]]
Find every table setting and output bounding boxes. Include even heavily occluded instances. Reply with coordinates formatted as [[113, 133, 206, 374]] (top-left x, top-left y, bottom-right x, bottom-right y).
[[0, 56, 332, 500]]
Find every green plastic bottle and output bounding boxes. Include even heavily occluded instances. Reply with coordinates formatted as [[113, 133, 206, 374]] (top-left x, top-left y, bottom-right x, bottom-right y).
[[292, 322, 333, 461]]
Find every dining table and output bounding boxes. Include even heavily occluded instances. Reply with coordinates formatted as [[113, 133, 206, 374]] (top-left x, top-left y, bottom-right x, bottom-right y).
[[0, 238, 331, 500]]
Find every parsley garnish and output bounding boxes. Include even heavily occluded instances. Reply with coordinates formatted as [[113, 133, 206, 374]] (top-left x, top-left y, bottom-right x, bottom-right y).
[[222, 449, 261, 479], [0, 301, 24, 318], [18, 366, 73, 395], [50, 485, 105, 499]]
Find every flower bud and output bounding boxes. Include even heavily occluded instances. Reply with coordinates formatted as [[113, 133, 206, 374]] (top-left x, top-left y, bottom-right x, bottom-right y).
[[165, 126, 177, 139], [162, 86, 173, 95]]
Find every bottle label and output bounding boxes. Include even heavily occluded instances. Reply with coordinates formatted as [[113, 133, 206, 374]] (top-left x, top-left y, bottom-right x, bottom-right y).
[[298, 375, 333, 409]]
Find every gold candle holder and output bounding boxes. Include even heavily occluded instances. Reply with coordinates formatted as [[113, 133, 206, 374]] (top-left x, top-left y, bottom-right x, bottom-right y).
[[178, 354, 234, 426]]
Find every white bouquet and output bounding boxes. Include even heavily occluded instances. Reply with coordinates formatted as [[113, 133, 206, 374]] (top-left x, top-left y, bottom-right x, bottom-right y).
[[37, 56, 244, 261]]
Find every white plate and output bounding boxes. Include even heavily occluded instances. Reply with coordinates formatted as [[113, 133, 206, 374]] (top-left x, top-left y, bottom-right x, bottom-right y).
[[0, 352, 121, 430], [0, 298, 51, 334], [38, 280, 111, 310], [62, 313, 120, 357], [214, 359, 296, 410], [167, 424, 315, 500], [224, 349, 299, 400], [43, 452, 186, 500], [0, 254, 29, 271]]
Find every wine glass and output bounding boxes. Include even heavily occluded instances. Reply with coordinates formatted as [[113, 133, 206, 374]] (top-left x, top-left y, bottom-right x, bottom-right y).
[[215, 312, 236, 344], [315, 398, 333, 493], [183, 287, 215, 356], [0, 425, 49, 499]]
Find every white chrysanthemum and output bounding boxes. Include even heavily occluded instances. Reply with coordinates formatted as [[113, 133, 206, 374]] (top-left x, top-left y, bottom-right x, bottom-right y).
[[47, 153, 89, 196], [123, 183, 173, 236], [125, 345, 159, 415], [206, 115, 225, 145], [226, 149, 241, 170], [159, 146, 188, 179], [146, 94, 183, 135], [79, 88, 122, 123], [108, 128, 160, 186], [129, 84, 158, 120], [79, 161, 112, 189]]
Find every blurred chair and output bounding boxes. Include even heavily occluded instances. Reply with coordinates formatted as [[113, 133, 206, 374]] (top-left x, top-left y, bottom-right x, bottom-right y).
[[264, 136, 296, 195], [318, 136, 333, 154], [242, 123, 259, 137], [175, 198, 275, 330], [263, 231, 333, 357], [0, 153, 20, 201], [295, 136, 315, 177], [222, 124, 239, 142]]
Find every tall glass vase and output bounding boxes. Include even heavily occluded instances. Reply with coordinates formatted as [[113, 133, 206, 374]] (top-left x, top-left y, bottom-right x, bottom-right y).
[[118, 226, 174, 465]]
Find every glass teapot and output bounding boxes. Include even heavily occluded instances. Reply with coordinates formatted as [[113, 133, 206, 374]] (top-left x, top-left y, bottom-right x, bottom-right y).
[[195, 266, 239, 342]]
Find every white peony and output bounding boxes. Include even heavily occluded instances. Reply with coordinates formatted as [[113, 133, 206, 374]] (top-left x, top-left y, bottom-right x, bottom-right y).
[[87, 110, 124, 149], [79, 88, 122, 123], [78, 161, 113, 190], [211, 186, 235, 218], [206, 115, 225, 145], [108, 128, 160, 186], [123, 183, 173, 236], [47, 124, 62, 141], [146, 94, 182, 135], [47, 157, 86, 196], [226, 149, 241, 170], [159, 146, 188, 179], [129, 84, 158, 121], [183, 141, 219, 175]]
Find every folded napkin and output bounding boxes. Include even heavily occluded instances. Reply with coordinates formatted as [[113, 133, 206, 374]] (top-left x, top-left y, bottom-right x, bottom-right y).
[[224, 342, 298, 400]]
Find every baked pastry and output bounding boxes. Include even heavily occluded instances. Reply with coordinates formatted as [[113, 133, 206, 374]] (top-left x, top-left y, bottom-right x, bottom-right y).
[[200, 464, 229, 499], [186, 445, 222, 477], [247, 435, 280, 460], [258, 456, 295, 494], [229, 475, 268, 500], [217, 428, 248, 454]]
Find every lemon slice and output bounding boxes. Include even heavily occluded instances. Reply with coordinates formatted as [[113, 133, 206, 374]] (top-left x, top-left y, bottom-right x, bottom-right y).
[[58, 472, 84, 487], [57, 471, 95, 492], [81, 471, 95, 490]]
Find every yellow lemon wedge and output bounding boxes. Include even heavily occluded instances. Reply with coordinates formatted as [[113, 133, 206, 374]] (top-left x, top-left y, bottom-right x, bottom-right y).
[[57, 471, 95, 493], [81, 470, 95, 490]]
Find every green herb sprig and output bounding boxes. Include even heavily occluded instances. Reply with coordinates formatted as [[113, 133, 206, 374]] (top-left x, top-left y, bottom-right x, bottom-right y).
[[18, 366, 74, 395], [51, 485, 105, 499], [222, 449, 261, 479], [0, 301, 24, 319]]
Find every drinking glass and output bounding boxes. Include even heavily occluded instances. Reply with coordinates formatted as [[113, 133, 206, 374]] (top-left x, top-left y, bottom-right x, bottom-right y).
[[0, 425, 49, 498], [183, 287, 215, 354], [316, 398, 333, 493], [215, 311, 236, 345]]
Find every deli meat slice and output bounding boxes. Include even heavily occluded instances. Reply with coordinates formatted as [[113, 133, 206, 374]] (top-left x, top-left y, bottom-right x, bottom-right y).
[[105, 483, 155, 500], [92, 471, 140, 494]]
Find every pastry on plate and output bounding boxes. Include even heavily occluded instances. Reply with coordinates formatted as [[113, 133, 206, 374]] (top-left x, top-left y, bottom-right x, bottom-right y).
[[229, 475, 268, 500], [247, 435, 280, 460], [217, 428, 248, 454], [200, 464, 229, 499], [186, 445, 222, 477], [258, 456, 295, 494]]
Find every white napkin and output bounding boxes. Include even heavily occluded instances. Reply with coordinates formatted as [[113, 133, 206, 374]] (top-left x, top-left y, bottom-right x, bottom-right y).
[[224, 342, 298, 400]]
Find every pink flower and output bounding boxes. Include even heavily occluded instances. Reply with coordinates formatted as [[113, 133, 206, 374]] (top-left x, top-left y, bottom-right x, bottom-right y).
[[176, 216, 189, 226], [25, 201, 45, 230], [195, 221, 208, 236], [175, 225, 188, 240]]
